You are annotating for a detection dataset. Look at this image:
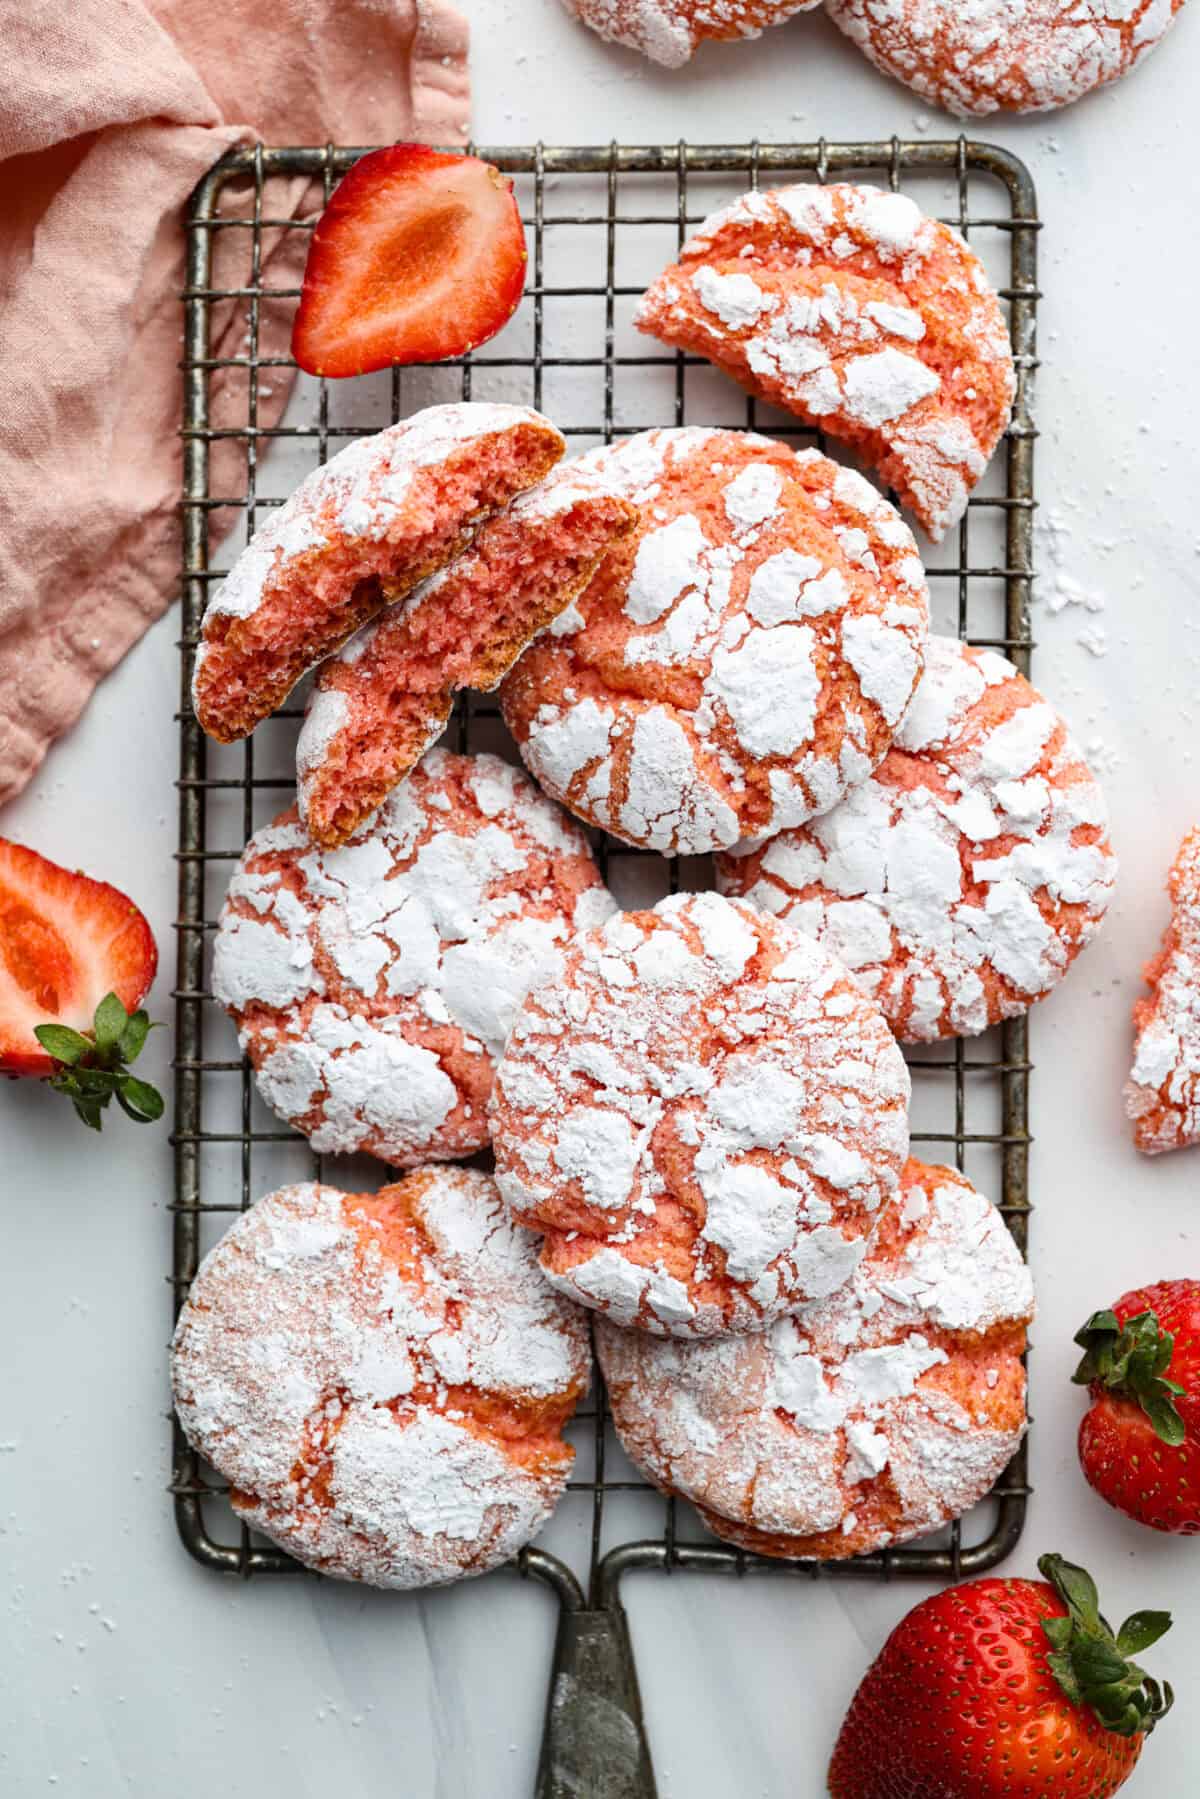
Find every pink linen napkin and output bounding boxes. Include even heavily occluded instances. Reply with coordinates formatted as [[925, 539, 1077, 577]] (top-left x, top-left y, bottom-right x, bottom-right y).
[[0, 0, 471, 805]]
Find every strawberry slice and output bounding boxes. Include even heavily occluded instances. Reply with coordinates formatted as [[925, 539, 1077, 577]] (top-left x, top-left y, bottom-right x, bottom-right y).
[[292, 146, 528, 377], [0, 839, 157, 1077]]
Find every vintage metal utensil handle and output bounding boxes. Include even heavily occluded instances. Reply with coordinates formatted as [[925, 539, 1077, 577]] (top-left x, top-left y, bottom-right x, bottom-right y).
[[536, 1598, 657, 1799]]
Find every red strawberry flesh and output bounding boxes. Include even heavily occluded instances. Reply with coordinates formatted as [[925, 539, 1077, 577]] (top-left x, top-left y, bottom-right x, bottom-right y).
[[292, 145, 527, 378], [0, 839, 157, 1077]]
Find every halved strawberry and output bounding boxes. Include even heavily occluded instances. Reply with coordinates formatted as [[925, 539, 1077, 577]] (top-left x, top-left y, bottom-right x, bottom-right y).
[[0, 838, 157, 1077], [292, 146, 528, 377]]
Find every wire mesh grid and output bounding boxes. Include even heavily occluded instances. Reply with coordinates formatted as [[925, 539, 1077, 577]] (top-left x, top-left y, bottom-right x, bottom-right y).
[[174, 140, 1038, 1611]]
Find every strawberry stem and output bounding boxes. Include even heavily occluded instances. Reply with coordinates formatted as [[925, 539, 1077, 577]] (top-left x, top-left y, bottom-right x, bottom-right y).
[[1039, 1553, 1174, 1739], [34, 992, 163, 1131], [1072, 1308, 1186, 1446]]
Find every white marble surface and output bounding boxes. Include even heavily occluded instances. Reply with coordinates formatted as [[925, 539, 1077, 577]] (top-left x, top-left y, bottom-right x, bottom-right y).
[[3, 4, 1200, 1793]]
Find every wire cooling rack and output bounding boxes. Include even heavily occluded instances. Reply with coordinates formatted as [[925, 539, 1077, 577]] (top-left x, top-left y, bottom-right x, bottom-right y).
[[174, 140, 1038, 1798]]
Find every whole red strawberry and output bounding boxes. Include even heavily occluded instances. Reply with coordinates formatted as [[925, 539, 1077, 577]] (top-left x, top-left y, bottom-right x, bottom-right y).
[[1073, 1282, 1200, 1533], [828, 1554, 1172, 1798]]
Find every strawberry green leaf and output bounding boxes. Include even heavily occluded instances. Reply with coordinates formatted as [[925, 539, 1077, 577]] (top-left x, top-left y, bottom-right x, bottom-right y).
[[1046, 1648, 1085, 1710], [117, 1075, 164, 1122], [92, 991, 129, 1051], [1118, 1613, 1173, 1657], [1142, 1392, 1187, 1447], [34, 1023, 91, 1065], [1040, 1555, 1101, 1630], [118, 1009, 151, 1063], [66, 1067, 124, 1096]]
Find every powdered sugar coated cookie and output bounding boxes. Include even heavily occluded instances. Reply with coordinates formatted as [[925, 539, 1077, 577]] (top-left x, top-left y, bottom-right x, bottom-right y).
[[297, 466, 637, 849], [171, 1170, 591, 1587], [211, 749, 616, 1165], [1126, 827, 1200, 1155], [499, 428, 929, 855], [559, 0, 820, 65], [636, 186, 1014, 541], [490, 890, 911, 1338], [718, 635, 1116, 1042], [826, 0, 1185, 116], [597, 1157, 1032, 1560], [192, 403, 564, 743]]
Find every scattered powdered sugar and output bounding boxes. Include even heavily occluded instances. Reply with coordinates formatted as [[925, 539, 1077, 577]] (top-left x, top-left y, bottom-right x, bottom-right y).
[[171, 1170, 590, 1588], [635, 184, 1014, 542], [1035, 507, 1116, 659], [719, 634, 1118, 1042], [490, 891, 911, 1338], [559, 0, 821, 65], [501, 428, 929, 855], [211, 748, 616, 1165], [595, 1156, 1031, 1558], [825, 0, 1184, 117], [1125, 827, 1200, 1154]]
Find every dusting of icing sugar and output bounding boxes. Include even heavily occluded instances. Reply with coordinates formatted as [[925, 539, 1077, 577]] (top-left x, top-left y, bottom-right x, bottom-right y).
[[635, 183, 1014, 543], [1034, 507, 1117, 660], [490, 890, 911, 1338], [1125, 827, 1200, 1155], [171, 1170, 590, 1588], [718, 634, 1118, 1044], [500, 427, 929, 854], [212, 748, 616, 1165], [559, 0, 822, 65], [825, 0, 1184, 117], [595, 1156, 1031, 1558]]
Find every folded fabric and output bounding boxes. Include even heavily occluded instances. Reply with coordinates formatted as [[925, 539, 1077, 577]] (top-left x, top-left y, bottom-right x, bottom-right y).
[[0, 0, 471, 804]]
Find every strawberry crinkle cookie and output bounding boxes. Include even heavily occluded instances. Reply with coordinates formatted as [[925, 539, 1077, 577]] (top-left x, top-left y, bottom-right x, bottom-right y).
[[826, 0, 1185, 116], [499, 428, 929, 855], [191, 402, 565, 743], [636, 185, 1014, 542], [597, 1157, 1032, 1560], [718, 634, 1117, 1043], [297, 467, 638, 849], [211, 749, 615, 1166], [1125, 827, 1200, 1155], [559, 0, 821, 66], [171, 1169, 591, 1587], [489, 891, 911, 1339]]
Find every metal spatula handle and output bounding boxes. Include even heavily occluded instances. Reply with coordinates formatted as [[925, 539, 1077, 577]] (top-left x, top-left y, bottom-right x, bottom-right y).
[[536, 1597, 656, 1799]]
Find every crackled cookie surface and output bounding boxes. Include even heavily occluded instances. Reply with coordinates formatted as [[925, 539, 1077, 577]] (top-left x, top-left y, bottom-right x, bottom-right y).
[[1126, 827, 1200, 1155], [499, 429, 928, 855], [490, 891, 911, 1338], [598, 1158, 1032, 1560], [718, 635, 1116, 1043], [211, 749, 615, 1165], [636, 186, 1014, 541], [560, 0, 820, 65], [171, 1170, 591, 1588], [192, 403, 564, 743], [826, 0, 1185, 116], [298, 467, 637, 849]]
